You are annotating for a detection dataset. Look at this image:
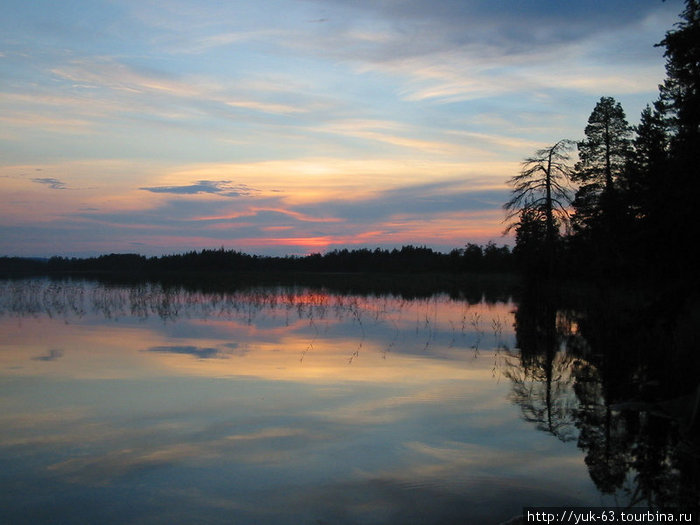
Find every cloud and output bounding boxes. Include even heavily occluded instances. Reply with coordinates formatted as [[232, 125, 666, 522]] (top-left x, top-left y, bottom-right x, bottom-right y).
[[140, 180, 259, 197], [71, 194, 287, 232], [31, 177, 68, 190], [32, 349, 64, 361], [50, 58, 201, 98], [145, 345, 227, 359], [297, 181, 508, 224], [291, 1, 675, 108], [318, 119, 459, 153], [196, 207, 343, 225], [5, 168, 511, 257], [308, 0, 674, 61], [225, 99, 306, 115]]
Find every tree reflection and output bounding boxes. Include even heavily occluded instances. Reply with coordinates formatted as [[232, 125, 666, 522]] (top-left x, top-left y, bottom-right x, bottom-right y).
[[509, 285, 700, 508], [505, 289, 577, 442], [0, 277, 516, 366], [571, 359, 633, 494]]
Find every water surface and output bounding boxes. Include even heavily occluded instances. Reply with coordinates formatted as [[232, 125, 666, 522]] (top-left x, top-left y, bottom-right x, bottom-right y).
[[0, 278, 694, 524]]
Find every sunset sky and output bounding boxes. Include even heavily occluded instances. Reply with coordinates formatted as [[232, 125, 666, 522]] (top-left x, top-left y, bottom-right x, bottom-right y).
[[1, 0, 681, 257]]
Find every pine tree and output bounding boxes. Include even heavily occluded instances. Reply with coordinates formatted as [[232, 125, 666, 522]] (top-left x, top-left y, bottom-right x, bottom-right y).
[[654, 0, 700, 278], [571, 98, 632, 272], [657, 0, 700, 152], [625, 104, 669, 221], [575, 97, 632, 193]]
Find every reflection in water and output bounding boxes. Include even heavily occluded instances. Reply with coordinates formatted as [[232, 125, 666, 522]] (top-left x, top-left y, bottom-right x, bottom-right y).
[[505, 293, 577, 443], [509, 285, 700, 510], [0, 278, 512, 370], [0, 278, 697, 523], [2, 278, 540, 525]]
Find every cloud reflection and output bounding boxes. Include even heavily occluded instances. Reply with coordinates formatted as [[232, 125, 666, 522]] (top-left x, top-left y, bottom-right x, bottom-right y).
[[45, 425, 320, 485], [0, 278, 608, 522]]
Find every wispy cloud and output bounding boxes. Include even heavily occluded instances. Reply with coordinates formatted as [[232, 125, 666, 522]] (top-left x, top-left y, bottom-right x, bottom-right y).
[[31, 177, 68, 190], [140, 180, 259, 197], [318, 119, 460, 154], [225, 100, 306, 115], [195, 207, 343, 224], [50, 58, 201, 97], [32, 349, 65, 361], [146, 345, 227, 359]]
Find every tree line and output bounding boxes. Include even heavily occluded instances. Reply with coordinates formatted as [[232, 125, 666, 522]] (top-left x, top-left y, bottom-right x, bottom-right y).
[[0, 243, 514, 276], [505, 0, 699, 283]]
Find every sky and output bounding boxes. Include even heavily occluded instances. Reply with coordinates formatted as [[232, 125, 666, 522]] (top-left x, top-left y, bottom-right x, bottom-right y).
[[0, 0, 683, 257]]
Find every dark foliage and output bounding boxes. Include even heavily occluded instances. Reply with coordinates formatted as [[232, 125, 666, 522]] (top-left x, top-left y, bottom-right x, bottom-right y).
[[0, 257, 48, 276], [508, 1, 699, 286], [504, 140, 575, 278], [0, 243, 515, 278]]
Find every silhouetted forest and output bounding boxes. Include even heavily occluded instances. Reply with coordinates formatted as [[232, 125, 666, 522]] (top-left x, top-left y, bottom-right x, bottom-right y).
[[506, 0, 700, 286], [0, 243, 514, 278]]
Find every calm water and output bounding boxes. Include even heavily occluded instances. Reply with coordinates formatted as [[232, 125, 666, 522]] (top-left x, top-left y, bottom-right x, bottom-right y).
[[0, 278, 696, 524]]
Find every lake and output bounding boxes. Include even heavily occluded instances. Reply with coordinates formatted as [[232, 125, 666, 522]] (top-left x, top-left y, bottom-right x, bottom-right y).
[[0, 277, 697, 524]]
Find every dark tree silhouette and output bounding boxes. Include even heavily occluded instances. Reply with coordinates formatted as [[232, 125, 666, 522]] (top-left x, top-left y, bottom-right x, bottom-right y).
[[657, 0, 700, 152], [653, 0, 700, 278], [626, 104, 670, 215], [572, 97, 631, 234], [575, 97, 632, 192], [16, 244, 514, 279], [621, 104, 671, 273], [504, 139, 575, 276], [569, 97, 633, 276], [511, 208, 549, 275]]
